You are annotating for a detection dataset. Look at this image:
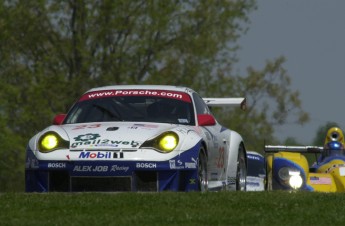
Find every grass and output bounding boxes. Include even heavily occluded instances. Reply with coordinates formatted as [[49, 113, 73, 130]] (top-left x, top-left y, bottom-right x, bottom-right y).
[[1, 191, 345, 226]]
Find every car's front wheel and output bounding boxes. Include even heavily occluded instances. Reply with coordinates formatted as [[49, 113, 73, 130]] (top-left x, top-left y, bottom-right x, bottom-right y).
[[198, 147, 208, 192], [236, 145, 247, 191]]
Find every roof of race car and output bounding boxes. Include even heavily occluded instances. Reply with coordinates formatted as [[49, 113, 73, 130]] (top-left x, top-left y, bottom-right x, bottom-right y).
[[86, 85, 194, 94]]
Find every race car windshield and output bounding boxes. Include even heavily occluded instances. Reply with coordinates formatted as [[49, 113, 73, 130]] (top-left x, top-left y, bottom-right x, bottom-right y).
[[322, 149, 345, 158], [64, 95, 195, 125]]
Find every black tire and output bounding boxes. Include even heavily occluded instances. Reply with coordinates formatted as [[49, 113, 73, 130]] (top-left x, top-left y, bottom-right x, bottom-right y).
[[236, 146, 247, 191], [198, 147, 208, 192]]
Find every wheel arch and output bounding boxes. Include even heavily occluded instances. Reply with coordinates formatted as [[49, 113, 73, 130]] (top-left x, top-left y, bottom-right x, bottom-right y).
[[200, 140, 208, 158], [228, 131, 246, 164], [240, 141, 248, 169], [224, 131, 247, 189]]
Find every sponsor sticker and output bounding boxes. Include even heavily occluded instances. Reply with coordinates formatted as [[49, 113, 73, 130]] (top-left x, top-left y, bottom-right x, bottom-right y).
[[73, 165, 109, 172], [185, 162, 196, 168], [78, 151, 124, 159], [324, 164, 345, 173], [80, 90, 192, 103], [71, 133, 140, 148], [72, 165, 130, 172], [72, 124, 101, 130], [136, 163, 157, 169], [26, 159, 39, 169], [169, 159, 184, 169], [132, 124, 158, 129], [247, 155, 261, 161], [178, 119, 189, 124], [74, 133, 101, 141], [309, 176, 332, 185], [339, 167, 345, 176], [110, 165, 130, 172], [185, 158, 197, 169], [247, 182, 260, 186], [47, 162, 66, 168]]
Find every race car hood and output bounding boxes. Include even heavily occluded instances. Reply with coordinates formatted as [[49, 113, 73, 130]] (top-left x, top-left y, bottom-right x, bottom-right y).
[[53, 122, 177, 150], [36, 122, 187, 150], [29, 121, 203, 161]]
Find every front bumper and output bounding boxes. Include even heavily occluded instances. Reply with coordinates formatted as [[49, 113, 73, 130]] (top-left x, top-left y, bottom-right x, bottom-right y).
[[25, 145, 201, 192]]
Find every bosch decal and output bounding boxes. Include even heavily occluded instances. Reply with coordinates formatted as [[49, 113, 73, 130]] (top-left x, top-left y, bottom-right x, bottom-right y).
[[48, 163, 66, 168], [136, 163, 157, 169]]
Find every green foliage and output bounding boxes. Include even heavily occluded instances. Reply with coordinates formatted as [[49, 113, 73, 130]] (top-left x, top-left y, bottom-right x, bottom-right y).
[[211, 57, 309, 151], [1, 192, 345, 225], [283, 137, 302, 146], [0, 117, 24, 191], [0, 0, 309, 191]]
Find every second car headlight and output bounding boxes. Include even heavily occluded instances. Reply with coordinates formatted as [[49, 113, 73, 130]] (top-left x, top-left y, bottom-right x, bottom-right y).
[[278, 167, 303, 189], [141, 132, 179, 153], [288, 172, 303, 189], [38, 132, 69, 153]]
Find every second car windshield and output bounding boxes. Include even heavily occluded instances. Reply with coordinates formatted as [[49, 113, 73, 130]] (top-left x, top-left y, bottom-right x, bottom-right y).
[[64, 96, 195, 125]]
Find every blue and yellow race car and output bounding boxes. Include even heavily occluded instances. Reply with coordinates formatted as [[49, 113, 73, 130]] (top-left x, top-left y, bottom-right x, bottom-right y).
[[265, 127, 345, 192]]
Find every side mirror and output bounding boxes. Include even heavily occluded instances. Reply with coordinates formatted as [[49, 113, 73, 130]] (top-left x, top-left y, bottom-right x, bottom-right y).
[[197, 114, 216, 126], [53, 114, 66, 125]]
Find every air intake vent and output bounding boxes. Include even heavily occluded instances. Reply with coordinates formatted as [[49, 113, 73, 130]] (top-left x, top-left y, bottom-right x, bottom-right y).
[[71, 177, 131, 192]]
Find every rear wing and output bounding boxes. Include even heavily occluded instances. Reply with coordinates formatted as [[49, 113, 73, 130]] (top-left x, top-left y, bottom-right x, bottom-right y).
[[203, 97, 246, 110], [264, 145, 324, 154]]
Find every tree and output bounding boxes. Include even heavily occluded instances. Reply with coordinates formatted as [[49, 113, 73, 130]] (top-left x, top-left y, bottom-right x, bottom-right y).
[[209, 57, 309, 151], [0, 0, 309, 191], [283, 137, 302, 146]]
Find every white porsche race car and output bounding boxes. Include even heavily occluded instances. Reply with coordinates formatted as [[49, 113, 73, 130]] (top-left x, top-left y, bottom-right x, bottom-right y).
[[25, 85, 247, 192]]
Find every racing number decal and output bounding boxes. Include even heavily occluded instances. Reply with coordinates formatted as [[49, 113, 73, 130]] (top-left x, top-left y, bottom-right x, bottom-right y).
[[72, 124, 101, 130], [216, 147, 225, 168]]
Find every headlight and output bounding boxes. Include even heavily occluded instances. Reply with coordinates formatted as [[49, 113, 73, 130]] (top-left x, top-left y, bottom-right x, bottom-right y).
[[158, 135, 177, 151], [278, 167, 303, 189], [278, 167, 290, 181], [289, 172, 303, 189], [38, 132, 69, 153], [141, 132, 179, 153]]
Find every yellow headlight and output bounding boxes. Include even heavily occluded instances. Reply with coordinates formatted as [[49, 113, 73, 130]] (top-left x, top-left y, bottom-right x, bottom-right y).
[[38, 132, 69, 153], [140, 132, 179, 153], [41, 134, 59, 150], [158, 134, 178, 152]]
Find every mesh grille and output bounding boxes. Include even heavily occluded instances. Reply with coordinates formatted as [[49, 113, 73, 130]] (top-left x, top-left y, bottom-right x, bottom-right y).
[[135, 171, 158, 192], [71, 177, 131, 192], [49, 171, 158, 192]]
